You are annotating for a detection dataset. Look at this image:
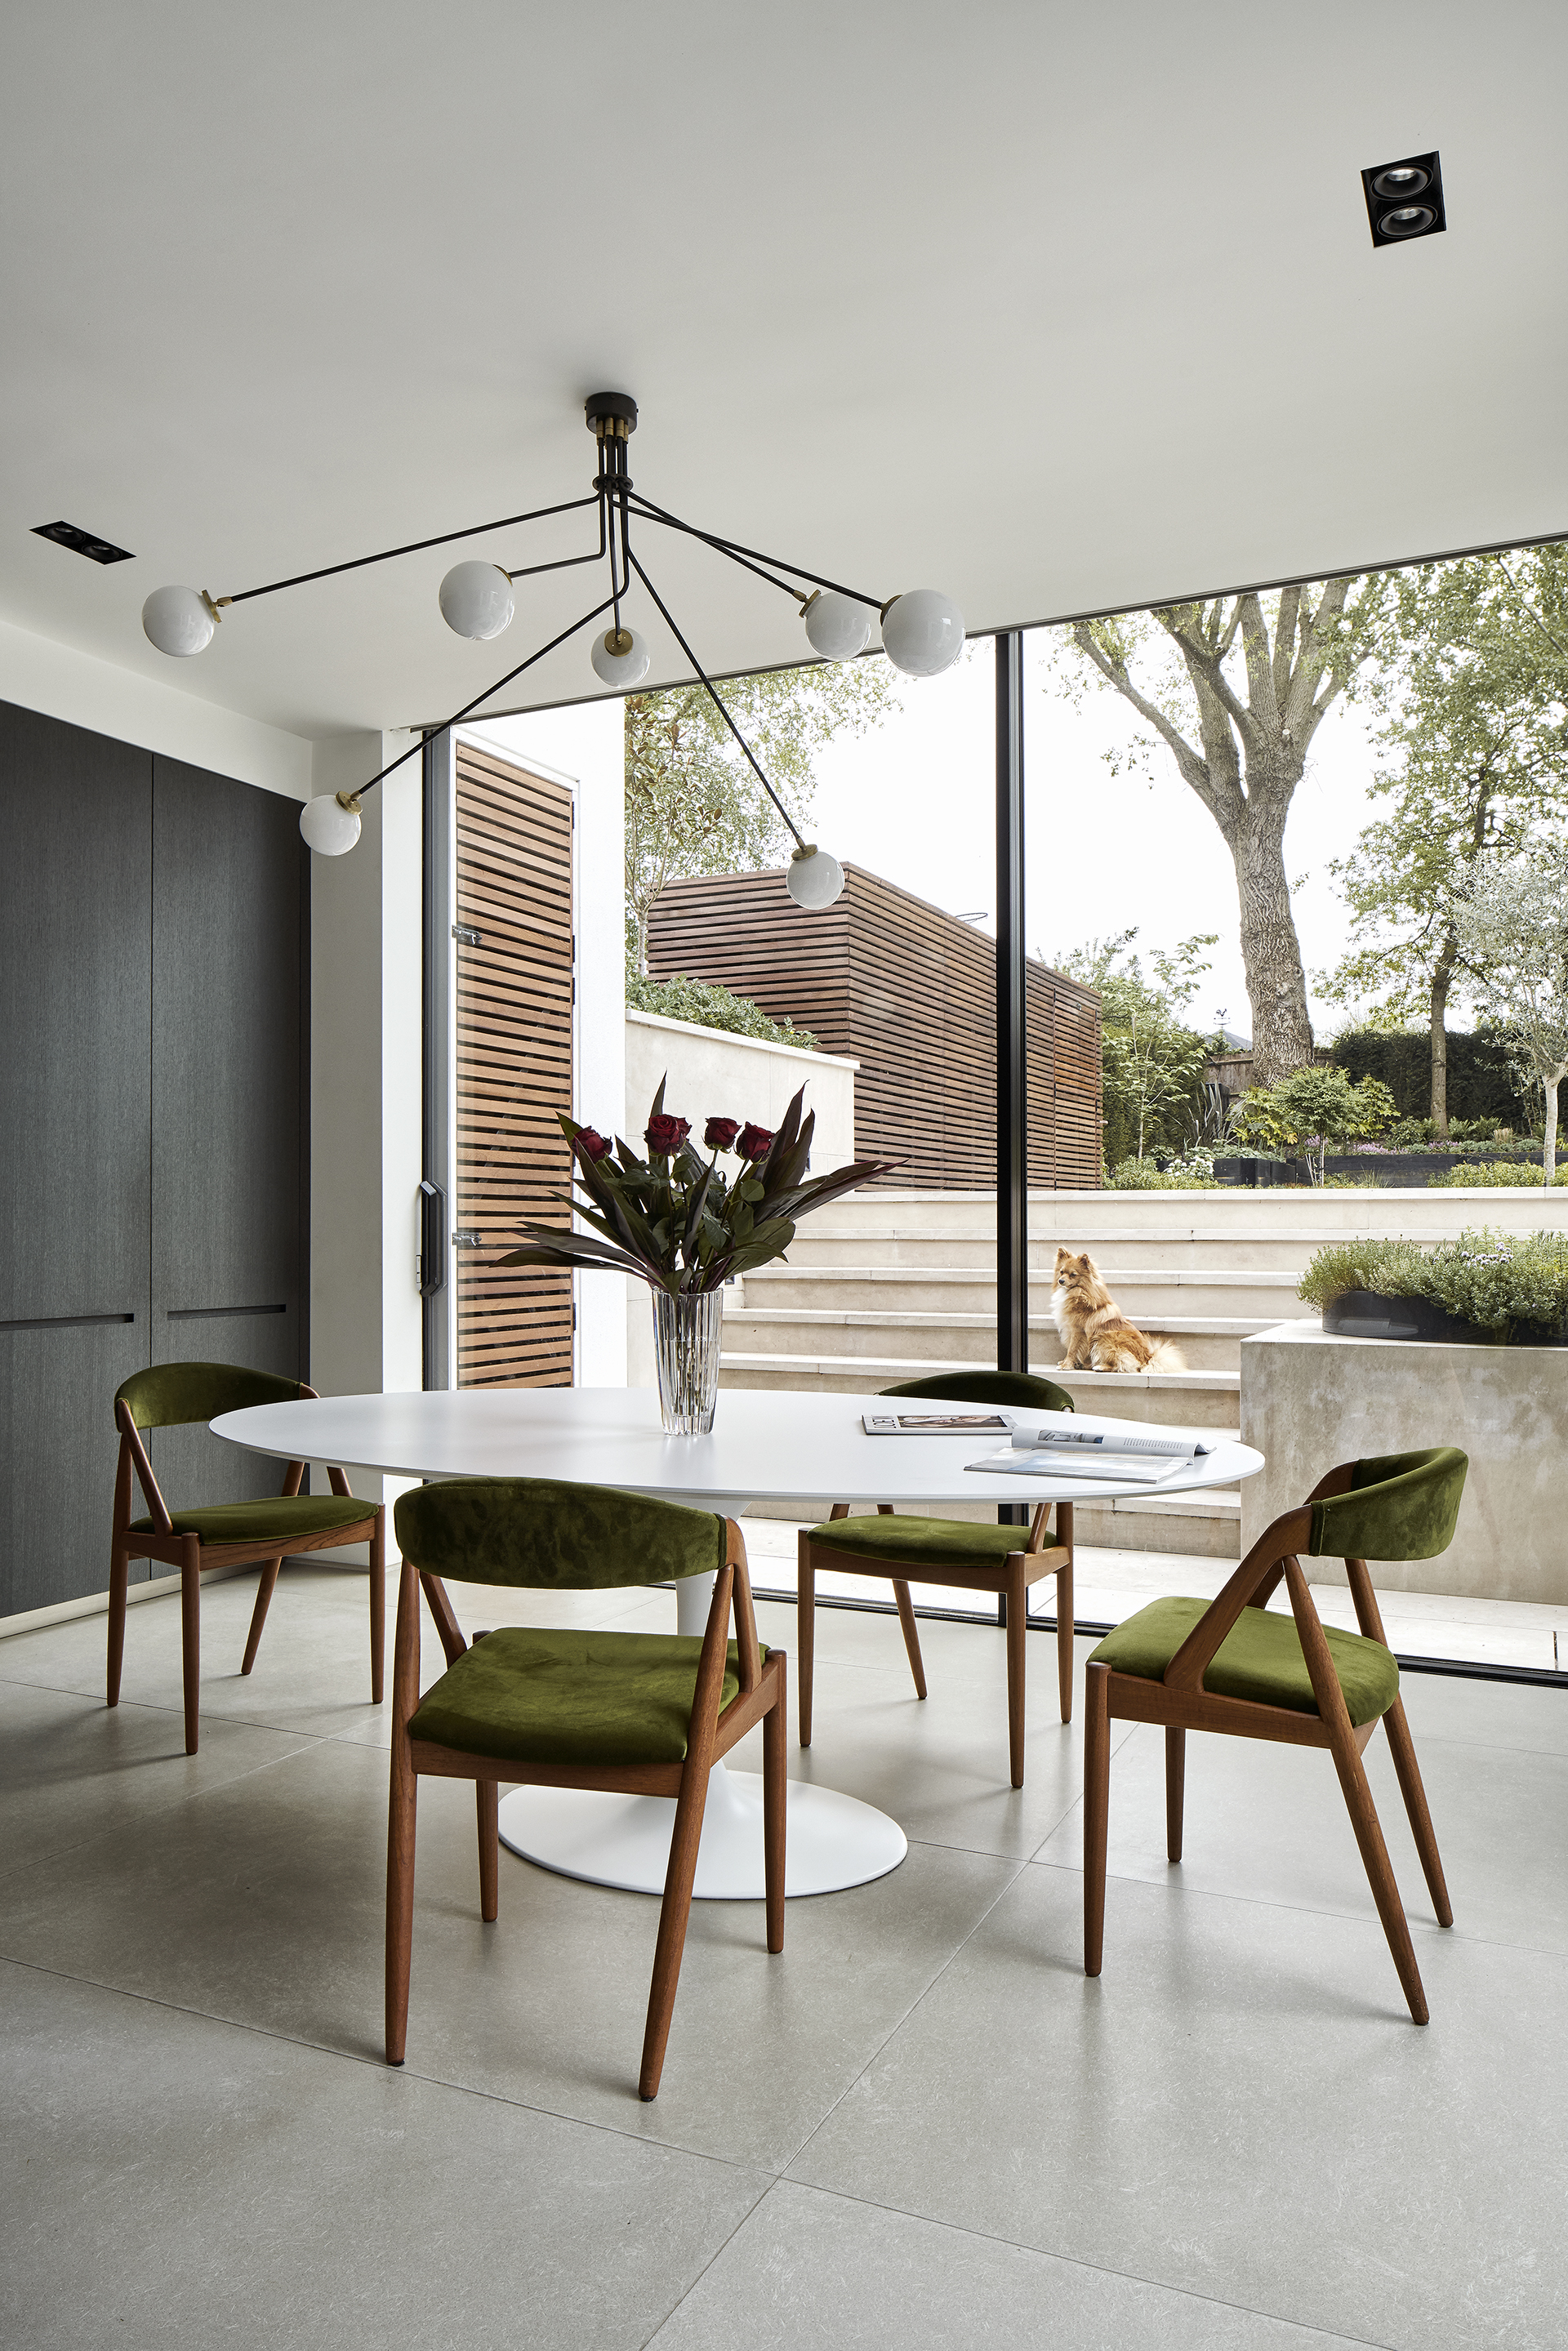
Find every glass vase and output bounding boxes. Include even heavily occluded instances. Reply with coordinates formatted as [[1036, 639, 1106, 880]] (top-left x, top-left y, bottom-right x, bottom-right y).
[[651, 1287, 724, 1435]]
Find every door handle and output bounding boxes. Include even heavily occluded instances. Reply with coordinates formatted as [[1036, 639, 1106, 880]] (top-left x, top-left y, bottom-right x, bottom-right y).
[[418, 1179, 446, 1298]]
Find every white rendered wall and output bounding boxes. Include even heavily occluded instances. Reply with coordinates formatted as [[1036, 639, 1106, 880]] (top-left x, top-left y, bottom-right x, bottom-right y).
[[462, 705, 627, 1390], [308, 730, 424, 1507]]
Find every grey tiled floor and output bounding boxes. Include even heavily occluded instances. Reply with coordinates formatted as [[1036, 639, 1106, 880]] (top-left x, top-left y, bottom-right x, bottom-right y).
[[2, 1559, 1566, 2349]]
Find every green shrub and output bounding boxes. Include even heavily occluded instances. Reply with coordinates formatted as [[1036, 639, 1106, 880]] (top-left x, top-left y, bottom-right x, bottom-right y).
[[1430, 1160, 1565, 1188], [1299, 1227, 1568, 1335], [626, 972, 817, 1052], [1107, 1157, 1219, 1190]]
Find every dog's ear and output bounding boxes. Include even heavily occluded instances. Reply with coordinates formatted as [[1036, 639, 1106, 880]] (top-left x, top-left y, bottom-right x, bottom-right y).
[[1075, 1252, 1093, 1274], [1053, 1246, 1070, 1272]]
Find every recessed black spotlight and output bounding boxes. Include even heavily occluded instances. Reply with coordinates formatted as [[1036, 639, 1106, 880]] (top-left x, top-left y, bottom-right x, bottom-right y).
[[32, 519, 135, 564], [1361, 150, 1445, 247]]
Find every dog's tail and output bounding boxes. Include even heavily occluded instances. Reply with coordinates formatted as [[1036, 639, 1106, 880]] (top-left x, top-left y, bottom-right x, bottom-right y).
[[1147, 1338, 1187, 1372]]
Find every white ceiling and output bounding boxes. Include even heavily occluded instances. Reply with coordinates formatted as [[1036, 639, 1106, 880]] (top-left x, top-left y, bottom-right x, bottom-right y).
[[5, 2, 1566, 741]]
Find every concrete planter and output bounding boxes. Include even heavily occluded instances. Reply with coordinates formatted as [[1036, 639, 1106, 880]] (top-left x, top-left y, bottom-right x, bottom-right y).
[[1241, 1320, 1568, 1604]]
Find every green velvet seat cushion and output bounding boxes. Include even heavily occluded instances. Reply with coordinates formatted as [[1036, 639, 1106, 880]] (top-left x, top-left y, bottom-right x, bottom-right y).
[[1089, 1596, 1399, 1728], [408, 1627, 767, 1767], [131, 1495, 372, 1545], [808, 1512, 1047, 1569]]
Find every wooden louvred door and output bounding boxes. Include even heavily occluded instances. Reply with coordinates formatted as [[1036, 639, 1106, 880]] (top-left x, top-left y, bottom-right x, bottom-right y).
[[454, 741, 575, 1387]]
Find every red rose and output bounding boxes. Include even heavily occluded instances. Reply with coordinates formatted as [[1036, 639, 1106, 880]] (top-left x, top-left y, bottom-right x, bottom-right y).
[[574, 1127, 612, 1162], [645, 1114, 691, 1156], [704, 1116, 741, 1151], [737, 1122, 775, 1160]]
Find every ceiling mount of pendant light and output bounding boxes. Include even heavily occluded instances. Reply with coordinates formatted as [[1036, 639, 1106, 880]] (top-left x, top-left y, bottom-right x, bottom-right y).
[[137, 391, 962, 905]]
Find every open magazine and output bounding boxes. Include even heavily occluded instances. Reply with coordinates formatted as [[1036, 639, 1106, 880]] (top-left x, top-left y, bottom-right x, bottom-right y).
[[862, 1411, 1010, 1435], [964, 1413, 1214, 1485]]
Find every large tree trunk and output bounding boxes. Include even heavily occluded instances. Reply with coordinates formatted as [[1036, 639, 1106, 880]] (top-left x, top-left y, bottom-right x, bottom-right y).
[[1218, 778, 1314, 1087]]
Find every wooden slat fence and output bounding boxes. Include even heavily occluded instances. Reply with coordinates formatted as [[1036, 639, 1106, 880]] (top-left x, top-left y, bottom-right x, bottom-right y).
[[455, 742, 575, 1386], [647, 865, 1102, 1187]]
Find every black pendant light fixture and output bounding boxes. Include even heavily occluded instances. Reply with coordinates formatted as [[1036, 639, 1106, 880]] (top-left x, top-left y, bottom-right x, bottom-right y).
[[140, 394, 966, 910]]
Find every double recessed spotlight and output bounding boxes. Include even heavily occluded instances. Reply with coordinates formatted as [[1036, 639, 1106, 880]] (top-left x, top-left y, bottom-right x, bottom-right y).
[[1361, 151, 1445, 248]]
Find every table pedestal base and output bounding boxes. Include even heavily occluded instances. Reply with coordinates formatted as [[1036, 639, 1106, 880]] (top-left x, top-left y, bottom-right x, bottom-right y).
[[497, 1761, 907, 1899]]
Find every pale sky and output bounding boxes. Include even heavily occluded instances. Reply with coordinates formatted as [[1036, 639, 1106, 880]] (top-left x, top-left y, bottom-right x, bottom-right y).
[[808, 635, 1379, 1044]]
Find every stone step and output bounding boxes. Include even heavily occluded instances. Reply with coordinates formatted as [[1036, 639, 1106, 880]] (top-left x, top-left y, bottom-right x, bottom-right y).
[[745, 1261, 1314, 1316], [785, 1229, 1346, 1272], [797, 1187, 1568, 1240], [1067, 1487, 1242, 1562], [722, 1305, 1262, 1371], [719, 1351, 1240, 1429]]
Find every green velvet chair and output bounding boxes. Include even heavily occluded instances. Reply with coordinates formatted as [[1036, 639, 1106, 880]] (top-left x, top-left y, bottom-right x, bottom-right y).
[[1082, 1447, 1466, 2024], [388, 1476, 787, 2102], [110, 1362, 385, 1755], [800, 1370, 1077, 1788]]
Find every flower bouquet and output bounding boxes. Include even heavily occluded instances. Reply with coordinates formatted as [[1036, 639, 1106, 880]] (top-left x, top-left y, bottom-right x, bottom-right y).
[[499, 1080, 894, 1431]]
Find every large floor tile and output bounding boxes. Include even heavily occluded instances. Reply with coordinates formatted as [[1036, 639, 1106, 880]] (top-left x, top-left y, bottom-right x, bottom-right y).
[[646, 2178, 1375, 2351], [1396, 1668, 1568, 1755], [790, 1863, 1568, 2351], [1028, 1716, 1568, 1954], [0, 1680, 314, 1877], [727, 1606, 1137, 1860], [0, 1958, 765, 2351], [0, 1733, 1019, 2171], [0, 1561, 386, 1739]]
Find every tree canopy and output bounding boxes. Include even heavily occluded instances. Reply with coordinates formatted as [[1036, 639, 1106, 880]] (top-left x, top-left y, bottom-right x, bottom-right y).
[[1054, 581, 1385, 1085], [623, 663, 897, 973], [1454, 847, 1568, 1181], [1321, 550, 1568, 1129]]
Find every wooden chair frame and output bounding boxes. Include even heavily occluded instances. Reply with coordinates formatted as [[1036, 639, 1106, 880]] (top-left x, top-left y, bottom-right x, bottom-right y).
[[1084, 1462, 1451, 2024], [387, 1521, 787, 2102], [109, 1385, 385, 1756], [799, 1498, 1073, 1788]]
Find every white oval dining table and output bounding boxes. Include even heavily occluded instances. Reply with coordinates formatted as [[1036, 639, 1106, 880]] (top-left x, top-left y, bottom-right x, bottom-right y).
[[212, 1386, 1263, 1904]]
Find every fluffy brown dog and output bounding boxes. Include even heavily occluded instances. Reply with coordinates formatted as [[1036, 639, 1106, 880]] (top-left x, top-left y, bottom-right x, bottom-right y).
[[1050, 1248, 1186, 1373]]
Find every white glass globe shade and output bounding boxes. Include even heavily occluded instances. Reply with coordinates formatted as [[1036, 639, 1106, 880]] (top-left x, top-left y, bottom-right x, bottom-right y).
[[787, 845, 844, 911], [438, 560, 514, 640], [804, 591, 872, 663], [590, 626, 651, 688], [299, 795, 363, 857], [880, 588, 965, 678], [142, 585, 215, 657]]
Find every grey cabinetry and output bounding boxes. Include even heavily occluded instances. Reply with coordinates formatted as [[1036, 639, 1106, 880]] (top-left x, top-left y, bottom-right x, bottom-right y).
[[0, 705, 152, 1617], [150, 757, 307, 1511], [0, 704, 309, 1617]]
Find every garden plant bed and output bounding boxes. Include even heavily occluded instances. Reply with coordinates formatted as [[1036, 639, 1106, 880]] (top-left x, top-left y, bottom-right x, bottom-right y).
[[1301, 1229, 1568, 1348]]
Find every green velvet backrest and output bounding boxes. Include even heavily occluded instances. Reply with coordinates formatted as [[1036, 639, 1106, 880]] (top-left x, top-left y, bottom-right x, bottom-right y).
[[883, 1370, 1075, 1415], [116, 1361, 306, 1432], [394, 1476, 728, 1589], [1308, 1447, 1468, 1563]]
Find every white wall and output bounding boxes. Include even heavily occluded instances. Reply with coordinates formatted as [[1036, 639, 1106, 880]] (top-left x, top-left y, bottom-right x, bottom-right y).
[[461, 704, 627, 1388], [307, 731, 424, 1509], [0, 612, 312, 798]]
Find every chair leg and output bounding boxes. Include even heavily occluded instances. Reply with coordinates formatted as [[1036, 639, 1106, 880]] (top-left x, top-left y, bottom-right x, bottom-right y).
[[107, 1544, 130, 1708], [797, 1543, 815, 1748], [1165, 1727, 1185, 1863], [890, 1578, 927, 1699], [476, 1780, 499, 1923], [370, 1509, 386, 1705], [1055, 1557, 1074, 1724], [385, 1761, 417, 2065], [764, 1659, 787, 1956], [1006, 1561, 1027, 1788], [1327, 1721, 1429, 2024], [640, 1756, 715, 2101], [1084, 1663, 1111, 1976], [1380, 1697, 1452, 1928], [180, 1538, 202, 1756], [240, 1556, 283, 1676]]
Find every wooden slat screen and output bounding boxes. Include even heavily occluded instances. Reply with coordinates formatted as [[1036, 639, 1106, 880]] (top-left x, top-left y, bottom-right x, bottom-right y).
[[455, 742, 575, 1386], [647, 866, 1102, 1187]]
